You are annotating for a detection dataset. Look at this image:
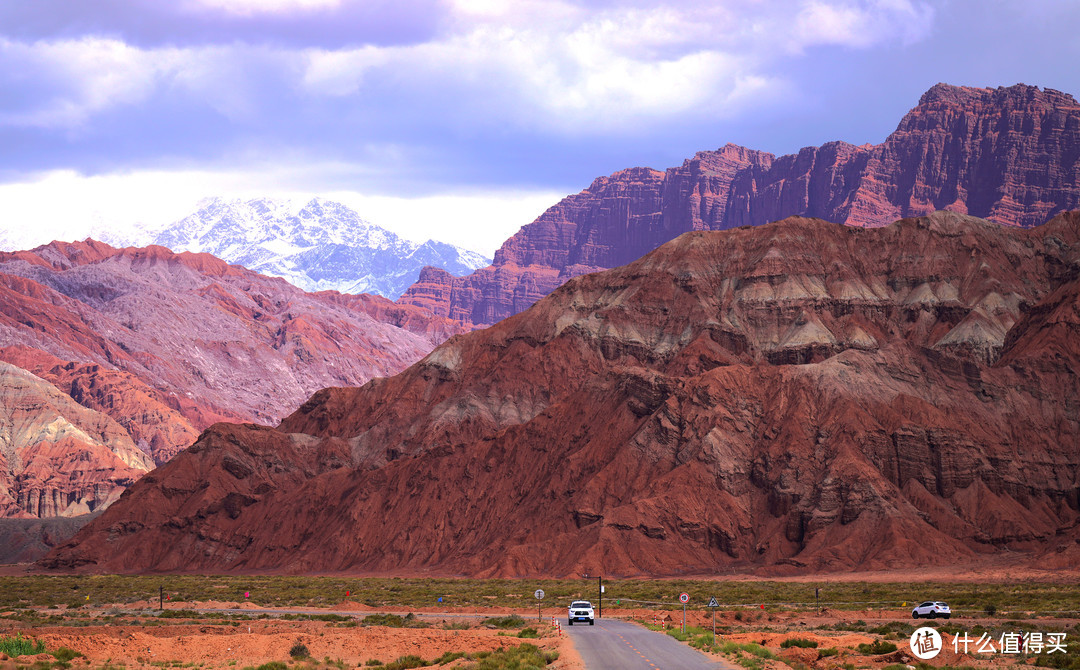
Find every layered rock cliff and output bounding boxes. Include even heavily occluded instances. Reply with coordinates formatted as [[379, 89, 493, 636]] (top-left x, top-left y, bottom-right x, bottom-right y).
[[0, 240, 458, 518], [43, 211, 1080, 576], [400, 84, 1080, 327], [0, 361, 153, 518]]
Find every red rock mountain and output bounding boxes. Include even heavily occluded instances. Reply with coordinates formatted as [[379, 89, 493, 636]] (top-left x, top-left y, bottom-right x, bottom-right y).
[[42, 211, 1080, 576], [0, 240, 461, 519], [400, 84, 1080, 328], [0, 361, 153, 518]]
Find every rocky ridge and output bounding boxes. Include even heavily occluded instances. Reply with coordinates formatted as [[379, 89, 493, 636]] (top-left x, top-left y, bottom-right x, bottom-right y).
[[400, 84, 1080, 327], [0, 240, 460, 518], [42, 211, 1080, 576]]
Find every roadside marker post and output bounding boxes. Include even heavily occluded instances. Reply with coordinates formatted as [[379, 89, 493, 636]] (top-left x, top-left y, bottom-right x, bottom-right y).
[[535, 589, 545, 623], [598, 577, 603, 619], [679, 592, 689, 633]]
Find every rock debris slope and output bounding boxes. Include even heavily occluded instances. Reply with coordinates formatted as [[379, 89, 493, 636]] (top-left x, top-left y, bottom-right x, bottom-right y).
[[400, 84, 1080, 328], [43, 211, 1080, 576], [0, 240, 460, 518]]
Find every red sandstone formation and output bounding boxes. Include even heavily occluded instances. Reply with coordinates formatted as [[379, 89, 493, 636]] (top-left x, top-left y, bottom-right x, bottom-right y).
[[0, 345, 203, 465], [0, 241, 452, 518], [400, 84, 1080, 327], [0, 361, 153, 518], [42, 211, 1080, 576]]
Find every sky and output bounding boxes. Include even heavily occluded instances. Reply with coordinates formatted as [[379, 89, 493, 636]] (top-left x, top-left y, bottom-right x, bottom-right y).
[[1, 0, 1079, 256]]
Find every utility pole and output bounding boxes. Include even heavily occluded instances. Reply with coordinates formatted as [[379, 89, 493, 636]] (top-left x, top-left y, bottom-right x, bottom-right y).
[[598, 576, 602, 619]]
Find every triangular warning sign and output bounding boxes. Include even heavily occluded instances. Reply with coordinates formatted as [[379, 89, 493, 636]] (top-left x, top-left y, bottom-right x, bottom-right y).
[[708, 597, 719, 608]]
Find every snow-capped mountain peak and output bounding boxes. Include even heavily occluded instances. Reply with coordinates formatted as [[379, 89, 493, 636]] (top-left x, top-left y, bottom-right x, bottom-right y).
[[142, 197, 489, 299]]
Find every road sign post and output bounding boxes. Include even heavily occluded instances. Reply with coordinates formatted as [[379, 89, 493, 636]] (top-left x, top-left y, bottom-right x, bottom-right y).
[[535, 589, 544, 622], [708, 597, 719, 646], [679, 592, 689, 633]]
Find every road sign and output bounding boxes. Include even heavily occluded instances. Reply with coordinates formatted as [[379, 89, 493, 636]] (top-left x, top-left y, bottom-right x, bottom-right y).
[[679, 592, 690, 604], [708, 597, 719, 608], [535, 589, 545, 600]]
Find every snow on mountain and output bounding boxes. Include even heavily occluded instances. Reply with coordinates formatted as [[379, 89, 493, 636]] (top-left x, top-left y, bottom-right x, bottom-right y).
[[143, 197, 491, 299]]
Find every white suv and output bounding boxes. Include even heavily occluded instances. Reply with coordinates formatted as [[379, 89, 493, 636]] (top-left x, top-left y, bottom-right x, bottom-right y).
[[568, 600, 595, 626], [911, 601, 951, 619]]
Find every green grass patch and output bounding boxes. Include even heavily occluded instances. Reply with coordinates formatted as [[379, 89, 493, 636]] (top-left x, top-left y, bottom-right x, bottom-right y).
[[857, 640, 898, 655], [382, 655, 427, 670], [362, 613, 405, 627], [482, 615, 528, 629], [432, 651, 467, 664], [50, 648, 84, 662], [464, 643, 557, 669], [0, 633, 45, 656], [780, 638, 818, 648]]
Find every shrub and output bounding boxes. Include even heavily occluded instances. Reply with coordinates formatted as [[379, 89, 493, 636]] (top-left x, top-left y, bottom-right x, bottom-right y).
[[819, 647, 839, 657], [382, 655, 427, 670], [517, 627, 539, 638], [51, 648, 84, 662], [432, 651, 466, 664], [0, 633, 45, 656], [466, 643, 558, 669], [718, 641, 775, 660], [481, 615, 527, 629], [288, 642, 309, 659], [362, 614, 405, 627], [856, 640, 897, 655], [254, 663, 287, 670], [364, 660, 383, 667], [984, 603, 997, 616], [159, 609, 201, 619], [780, 638, 819, 649]]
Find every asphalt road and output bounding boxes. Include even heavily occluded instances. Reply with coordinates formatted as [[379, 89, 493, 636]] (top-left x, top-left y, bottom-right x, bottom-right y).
[[564, 618, 736, 670]]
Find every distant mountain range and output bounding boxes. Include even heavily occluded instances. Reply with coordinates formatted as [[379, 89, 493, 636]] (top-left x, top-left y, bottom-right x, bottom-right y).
[[101, 197, 490, 300], [398, 83, 1080, 327], [0, 239, 462, 520]]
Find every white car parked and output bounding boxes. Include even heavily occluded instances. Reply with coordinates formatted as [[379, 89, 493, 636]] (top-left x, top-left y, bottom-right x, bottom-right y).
[[568, 600, 595, 626], [911, 601, 951, 619]]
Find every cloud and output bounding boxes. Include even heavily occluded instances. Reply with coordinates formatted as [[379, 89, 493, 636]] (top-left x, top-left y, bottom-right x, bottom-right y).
[[793, 0, 935, 50], [294, 0, 935, 132], [0, 1, 937, 132], [0, 0, 941, 202], [0, 167, 561, 256], [0, 37, 169, 128], [186, 0, 343, 16]]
